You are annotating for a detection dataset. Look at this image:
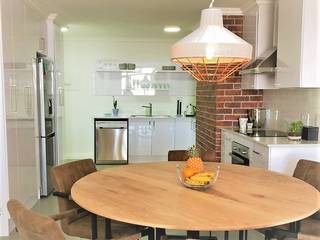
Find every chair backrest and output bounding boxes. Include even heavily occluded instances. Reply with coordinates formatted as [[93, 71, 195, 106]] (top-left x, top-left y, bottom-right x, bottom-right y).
[[7, 200, 65, 240], [201, 150, 217, 162], [168, 150, 189, 161], [168, 149, 218, 162], [51, 159, 97, 224], [293, 159, 320, 219]]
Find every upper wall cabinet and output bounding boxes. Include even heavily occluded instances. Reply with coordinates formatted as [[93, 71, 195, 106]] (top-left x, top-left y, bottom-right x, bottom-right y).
[[276, 0, 320, 88], [241, 1, 277, 89], [94, 69, 196, 96]]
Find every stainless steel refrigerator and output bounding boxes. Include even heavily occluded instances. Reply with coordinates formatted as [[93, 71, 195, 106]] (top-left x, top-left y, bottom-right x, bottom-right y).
[[35, 56, 56, 197]]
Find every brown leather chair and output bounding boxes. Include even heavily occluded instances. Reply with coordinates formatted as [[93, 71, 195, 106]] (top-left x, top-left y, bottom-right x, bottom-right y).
[[266, 159, 320, 240], [7, 199, 65, 240], [168, 150, 189, 161], [51, 159, 149, 240], [168, 149, 217, 162]]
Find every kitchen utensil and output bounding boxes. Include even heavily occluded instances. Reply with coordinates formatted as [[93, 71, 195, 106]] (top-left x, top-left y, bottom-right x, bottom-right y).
[[185, 104, 196, 116], [302, 127, 319, 141], [248, 108, 267, 128], [119, 63, 128, 70], [127, 63, 136, 70], [162, 66, 176, 71], [239, 118, 248, 133]]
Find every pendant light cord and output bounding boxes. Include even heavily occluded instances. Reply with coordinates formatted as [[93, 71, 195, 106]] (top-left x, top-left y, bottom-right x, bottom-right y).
[[209, 0, 215, 8]]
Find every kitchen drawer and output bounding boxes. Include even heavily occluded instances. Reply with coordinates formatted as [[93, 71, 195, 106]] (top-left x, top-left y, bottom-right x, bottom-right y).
[[251, 144, 269, 169]]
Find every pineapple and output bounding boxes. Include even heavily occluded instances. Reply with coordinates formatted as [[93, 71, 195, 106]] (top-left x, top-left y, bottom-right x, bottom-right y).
[[186, 145, 203, 173]]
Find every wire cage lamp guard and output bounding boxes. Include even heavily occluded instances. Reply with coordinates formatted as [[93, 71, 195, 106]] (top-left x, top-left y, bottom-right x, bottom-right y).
[[171, 0, 252, 83]]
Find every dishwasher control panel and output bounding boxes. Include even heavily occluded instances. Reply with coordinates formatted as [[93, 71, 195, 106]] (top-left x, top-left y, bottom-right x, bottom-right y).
[[96, 121, 127, 129]]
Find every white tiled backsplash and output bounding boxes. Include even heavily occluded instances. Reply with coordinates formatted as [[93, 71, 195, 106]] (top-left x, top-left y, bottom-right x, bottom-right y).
[[263, 88, 320, 131]]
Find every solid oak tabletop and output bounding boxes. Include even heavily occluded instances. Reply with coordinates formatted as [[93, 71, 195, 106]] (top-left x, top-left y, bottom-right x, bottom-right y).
[[71, 162, 320, 231]]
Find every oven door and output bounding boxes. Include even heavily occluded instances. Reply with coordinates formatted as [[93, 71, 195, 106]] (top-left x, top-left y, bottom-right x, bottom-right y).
[[229, 152, 250, 166]]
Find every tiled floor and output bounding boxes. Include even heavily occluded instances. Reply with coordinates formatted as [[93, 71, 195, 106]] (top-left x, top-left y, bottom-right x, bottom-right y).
[[1, 194, 265, 240]]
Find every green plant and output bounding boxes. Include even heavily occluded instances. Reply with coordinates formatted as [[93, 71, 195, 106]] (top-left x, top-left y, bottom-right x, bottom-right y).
[[187, 145, 200, 158], [288, 120, 303, 135], [112, 96, 118, 109]]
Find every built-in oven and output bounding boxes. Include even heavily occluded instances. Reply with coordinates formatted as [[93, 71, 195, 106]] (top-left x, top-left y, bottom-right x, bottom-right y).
[[229, 141, 250, 166]]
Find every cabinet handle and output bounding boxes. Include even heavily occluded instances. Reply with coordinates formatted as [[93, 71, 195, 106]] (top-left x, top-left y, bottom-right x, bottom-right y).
[[10, 85, 17, 112], [24, 86, 32, 112], [58, 87, 64, 106], [153, 120, 155, 128], [253, 151, 261, 155]]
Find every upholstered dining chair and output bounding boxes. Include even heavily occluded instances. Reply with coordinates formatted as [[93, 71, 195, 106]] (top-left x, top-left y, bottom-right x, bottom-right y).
[[51, 159, 151, 240], [168, 149, 218, 162], [168, 150, 189, 161], [265, 159, 320, 240], [7, 199, 65, 240]]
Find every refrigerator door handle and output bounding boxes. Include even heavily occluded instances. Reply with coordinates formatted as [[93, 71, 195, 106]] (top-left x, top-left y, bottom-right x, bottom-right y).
[[38, 59, 46, 136]]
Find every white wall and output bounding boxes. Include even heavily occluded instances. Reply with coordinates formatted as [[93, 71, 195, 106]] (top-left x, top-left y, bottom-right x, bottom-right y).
[[63, 37, 195, 160], [263, 88, 320, 130]]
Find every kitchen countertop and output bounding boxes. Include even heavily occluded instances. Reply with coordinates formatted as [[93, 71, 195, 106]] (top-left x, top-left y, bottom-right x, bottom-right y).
[[94, 114, 196, 120], [220, 127, 320, 147]]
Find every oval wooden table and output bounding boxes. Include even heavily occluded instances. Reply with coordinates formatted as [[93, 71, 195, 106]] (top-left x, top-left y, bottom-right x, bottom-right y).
[[71, 162, 320, 239]]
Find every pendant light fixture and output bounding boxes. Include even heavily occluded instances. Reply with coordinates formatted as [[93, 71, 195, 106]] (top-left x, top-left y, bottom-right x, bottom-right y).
[[171, 0, 252, 83]]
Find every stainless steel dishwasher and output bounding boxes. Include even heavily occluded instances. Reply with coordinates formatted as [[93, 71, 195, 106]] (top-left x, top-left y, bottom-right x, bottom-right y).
[[94, 119, 128, 165]]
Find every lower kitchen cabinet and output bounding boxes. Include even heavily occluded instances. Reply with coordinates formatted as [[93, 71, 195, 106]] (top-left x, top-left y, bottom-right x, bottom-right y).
[[151, 118, 175, 156], [129, 118, 152, 156], [221, 129, 320, 176], [174, 118, 196, 150], [129, 117, 195, 163]]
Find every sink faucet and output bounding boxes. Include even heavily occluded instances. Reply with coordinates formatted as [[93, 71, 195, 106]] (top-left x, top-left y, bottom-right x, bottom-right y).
[[142, 103, 152, 117]]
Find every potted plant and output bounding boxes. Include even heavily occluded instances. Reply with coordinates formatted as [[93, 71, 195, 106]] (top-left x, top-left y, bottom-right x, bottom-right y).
[[288, 120, 303, 141], [112, 96, 119, 116]]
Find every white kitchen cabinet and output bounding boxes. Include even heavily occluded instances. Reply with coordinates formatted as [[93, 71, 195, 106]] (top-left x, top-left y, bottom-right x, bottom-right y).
[[174, 118, 195, 150], [251, 144, 269, 169], [129, 117, 194, 162], [151, 118, 175, 156], [129, 118, 152, 157], [221, 129, 320, 176], [241, 0, 277, 89], [276, 0, 320, 88], [93, 70, 196, 96], [1, 0, 46, 233]]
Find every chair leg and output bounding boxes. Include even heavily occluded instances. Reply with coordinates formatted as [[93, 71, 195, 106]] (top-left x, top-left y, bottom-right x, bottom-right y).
[[149, 227, 155, 240], [91, 214, 97, 240], [224, 231, 229, 240], [239, 230, 248, 240], [187, 231, 200, 239], [105, 218, 112, 239], [156, 228, 166, 240], [264, 230, 272, 240]]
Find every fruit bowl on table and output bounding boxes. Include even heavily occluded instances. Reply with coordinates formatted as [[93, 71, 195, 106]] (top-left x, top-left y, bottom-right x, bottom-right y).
[[176, 163, 220, 190]]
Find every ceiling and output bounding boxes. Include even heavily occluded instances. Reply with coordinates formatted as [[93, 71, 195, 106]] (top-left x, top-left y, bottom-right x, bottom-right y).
[[35, 0, 248, 39]]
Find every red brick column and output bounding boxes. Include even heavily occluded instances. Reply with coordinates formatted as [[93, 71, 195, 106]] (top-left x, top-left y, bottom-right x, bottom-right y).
[[196, 15, 264, 162]]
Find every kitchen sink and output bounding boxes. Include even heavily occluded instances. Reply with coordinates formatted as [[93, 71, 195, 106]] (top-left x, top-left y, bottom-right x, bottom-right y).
[[130, 115, 172, 118]]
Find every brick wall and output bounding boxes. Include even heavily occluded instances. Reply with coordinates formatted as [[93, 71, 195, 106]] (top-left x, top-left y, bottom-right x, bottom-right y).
[[196, 15, 264, 162]]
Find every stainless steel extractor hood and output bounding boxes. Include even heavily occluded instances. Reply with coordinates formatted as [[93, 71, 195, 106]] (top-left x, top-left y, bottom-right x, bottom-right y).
[[239, 48, 277, 75]]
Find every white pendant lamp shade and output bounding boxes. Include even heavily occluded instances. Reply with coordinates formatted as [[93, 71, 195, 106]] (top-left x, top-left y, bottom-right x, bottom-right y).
[[171, 8, 252, 82]]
